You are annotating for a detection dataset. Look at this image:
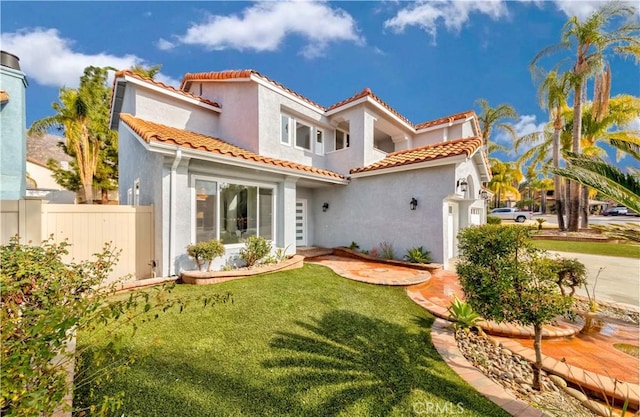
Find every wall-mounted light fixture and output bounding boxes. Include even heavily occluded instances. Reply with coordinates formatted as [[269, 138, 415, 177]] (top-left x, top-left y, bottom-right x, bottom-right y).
[[456, 178, 468, 193], [322, 202, 329, 212], [479, 189, 489, 200], [410, 197, 418, 210]]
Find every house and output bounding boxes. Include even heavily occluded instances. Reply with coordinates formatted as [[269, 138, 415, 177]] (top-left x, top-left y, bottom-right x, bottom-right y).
[[25, 134, 76, 203], [0, 50, 28, 200], [110, 69, 491, 277]]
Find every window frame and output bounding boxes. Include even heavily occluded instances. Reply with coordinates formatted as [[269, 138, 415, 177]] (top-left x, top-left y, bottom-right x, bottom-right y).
[[294, 119, 312, 151], [335, 128, 350, 151], [280, 114, 291, 145], [315, 128, 324, 155], [190, 174, 277, 248]]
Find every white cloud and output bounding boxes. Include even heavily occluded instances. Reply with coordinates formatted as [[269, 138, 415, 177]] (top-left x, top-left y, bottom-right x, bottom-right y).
[[625, 116, 640, 131], [156, 38, 176, 51], [384, 0, 509, 44], [495, 114, 548, 150], [173, 1, 363, 58], [1, 28, 179, 88], [551, 0, 639, 21]]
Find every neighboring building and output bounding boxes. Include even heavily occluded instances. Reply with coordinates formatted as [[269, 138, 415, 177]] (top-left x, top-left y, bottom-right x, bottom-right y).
[[26, 134, 76, 203], [0, 51, 28, 200], [110, 70, 491, 277]]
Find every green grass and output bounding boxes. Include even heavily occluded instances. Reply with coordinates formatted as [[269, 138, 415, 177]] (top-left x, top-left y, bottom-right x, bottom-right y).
[[531, 239, 640, 258], [76, 264, 508, 417]]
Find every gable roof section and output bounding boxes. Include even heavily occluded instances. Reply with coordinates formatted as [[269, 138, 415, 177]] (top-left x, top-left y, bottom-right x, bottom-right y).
[[350, 136, 483, 174], [0, 90, 8, 104], [114, 70, 221, 108], [325, 88, 414, 129], [119, 113, 345, 181], [415, 110, 476, 130], [181, 70, 325, 111]]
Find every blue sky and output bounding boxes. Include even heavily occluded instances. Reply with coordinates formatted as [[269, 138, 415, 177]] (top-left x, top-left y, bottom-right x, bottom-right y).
[[2, 1, 638, 165]]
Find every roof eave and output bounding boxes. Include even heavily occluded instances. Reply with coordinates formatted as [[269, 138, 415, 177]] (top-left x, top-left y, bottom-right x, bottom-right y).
[[350, 154, 467, 178], [415, 117, 469, 134], [325, 96, 415, 132]]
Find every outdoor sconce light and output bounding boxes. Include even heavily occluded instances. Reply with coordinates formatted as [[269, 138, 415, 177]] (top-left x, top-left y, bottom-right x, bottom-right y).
[[457, 178, 468, 193], [479, 189, 489, 200], [322, 202, 329, 212], [410, 197, 418, 211]]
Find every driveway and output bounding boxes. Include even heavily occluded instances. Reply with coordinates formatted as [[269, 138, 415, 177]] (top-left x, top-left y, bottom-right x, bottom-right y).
[[550, 251, 640, 309]]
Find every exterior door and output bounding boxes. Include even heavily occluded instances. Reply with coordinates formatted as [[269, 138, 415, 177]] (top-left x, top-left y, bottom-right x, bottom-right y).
[[295, 199, 307, 246], [445, 202, 459, 262]]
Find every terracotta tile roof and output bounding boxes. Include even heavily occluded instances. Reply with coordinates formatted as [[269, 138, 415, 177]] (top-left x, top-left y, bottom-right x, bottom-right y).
[[0, 90, 9, 103], [119, 114, 345, 180], [415, 110, 476, 130], [350, 136, 483, 174], [114, 70, 220, 108], [326, 88, 414, 127], [180, 70, 325, 110]]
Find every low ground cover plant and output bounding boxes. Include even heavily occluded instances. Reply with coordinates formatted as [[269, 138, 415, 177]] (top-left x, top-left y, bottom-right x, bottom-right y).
[[404, 246, 432, 264], [378, 241, 395, 260]]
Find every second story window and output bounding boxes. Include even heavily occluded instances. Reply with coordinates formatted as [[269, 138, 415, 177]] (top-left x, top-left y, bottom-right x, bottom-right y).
[[295, 120, 311, 150], [315, 129, 324, 155], [335, 129, 350, 150], [281, 115, 291, 145]]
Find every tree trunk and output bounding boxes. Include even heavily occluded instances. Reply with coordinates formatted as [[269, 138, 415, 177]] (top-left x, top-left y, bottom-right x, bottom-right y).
[[580, 186, 589, 229], [552, 127, 566, 230], [567, 83, 583, 231], [101, 189, 109, 205], [533, 323, 543, 391], [83, 182, 94, 205]]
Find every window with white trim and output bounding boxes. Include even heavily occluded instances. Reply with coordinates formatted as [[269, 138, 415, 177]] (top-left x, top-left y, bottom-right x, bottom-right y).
[[280, 115, 291, 145], [315, 128, 324, 155], [335, 129, 350, 150], [194, 178, 275, 245], [295, 120, 311, 150], [133, 179, 140, 206]]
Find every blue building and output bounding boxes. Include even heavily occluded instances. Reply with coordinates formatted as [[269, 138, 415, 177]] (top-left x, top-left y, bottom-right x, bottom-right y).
[[0, 51, 28, 200]]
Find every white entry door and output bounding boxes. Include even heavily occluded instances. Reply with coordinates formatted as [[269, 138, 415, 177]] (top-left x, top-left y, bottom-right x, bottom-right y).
[[295, 199, 307, 246], [445, 203, 459, 261]]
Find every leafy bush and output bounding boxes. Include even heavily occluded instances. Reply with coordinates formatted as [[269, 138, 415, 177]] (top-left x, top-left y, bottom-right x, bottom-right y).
[[486, 215, 502, 224], [348, 241, 360, 250], [456, 225, 573, 391], [187, 239, 225, 271], [404, 246, 432, 263], [240, 236, 272, 267], [1, 236, 229, 416], [551, 257, 587, 296], [379, 241, 395, 260], [448, 295, 482, 330]]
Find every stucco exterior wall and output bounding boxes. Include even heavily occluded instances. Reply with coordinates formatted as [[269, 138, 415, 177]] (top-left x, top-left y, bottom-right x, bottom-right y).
[[134, 87, 218, 136], [26, 162, 61, 190], [313, 165, 456, 263], [0, 65, 27, 200]]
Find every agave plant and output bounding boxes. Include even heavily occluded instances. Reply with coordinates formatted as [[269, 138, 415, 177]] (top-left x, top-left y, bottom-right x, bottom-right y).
[[403, 246, 431, 264], [448, 295, 482, 330]]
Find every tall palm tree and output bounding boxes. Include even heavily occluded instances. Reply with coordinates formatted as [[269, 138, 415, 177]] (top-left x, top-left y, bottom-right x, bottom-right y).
[[530, 69, 573, 229], [531, 2, 640, 231], [475, 98, 518, 156], [488, 160, 523, 208], [29, 88, 98, 204]]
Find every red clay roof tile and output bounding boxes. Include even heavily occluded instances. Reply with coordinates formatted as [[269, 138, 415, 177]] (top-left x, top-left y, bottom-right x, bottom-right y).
[[326, 88, 414, 127], [119, 113, 345, 180], [0, 90, 9, 103], [114, 70, 220, 108], [350, 136, 483, 174], [415, 110, 477, 130]]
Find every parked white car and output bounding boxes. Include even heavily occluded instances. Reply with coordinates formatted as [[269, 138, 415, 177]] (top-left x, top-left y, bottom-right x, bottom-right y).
[[489, 208, 533, 223]]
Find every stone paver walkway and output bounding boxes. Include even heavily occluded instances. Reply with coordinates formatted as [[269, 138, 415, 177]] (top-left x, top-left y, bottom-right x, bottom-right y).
[[308, 255, 431, 286]]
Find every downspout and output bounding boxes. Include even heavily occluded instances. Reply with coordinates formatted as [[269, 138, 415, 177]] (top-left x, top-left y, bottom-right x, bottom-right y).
[[169, 148, 182, 276]]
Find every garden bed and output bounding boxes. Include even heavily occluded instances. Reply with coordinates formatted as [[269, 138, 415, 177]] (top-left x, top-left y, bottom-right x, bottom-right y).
[[332, 247, 443, 273], [180, 255, 304, 285]]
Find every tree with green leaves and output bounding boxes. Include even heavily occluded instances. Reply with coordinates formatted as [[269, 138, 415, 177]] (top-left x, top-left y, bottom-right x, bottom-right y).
[[475, 98, 519, 156], [456, 225, 575, 391], [487, 160, 523, 208], [531, 2, 640, 231]]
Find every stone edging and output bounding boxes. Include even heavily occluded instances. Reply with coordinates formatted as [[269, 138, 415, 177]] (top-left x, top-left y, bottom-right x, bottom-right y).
[[430, 318, 549, 417], [332, 247, 444, 273], [180, 255, 304, 285]]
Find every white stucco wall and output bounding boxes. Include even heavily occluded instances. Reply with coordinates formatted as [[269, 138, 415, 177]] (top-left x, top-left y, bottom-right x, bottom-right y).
[[312, 165, 456, 263], [26, 162, 61, 190]]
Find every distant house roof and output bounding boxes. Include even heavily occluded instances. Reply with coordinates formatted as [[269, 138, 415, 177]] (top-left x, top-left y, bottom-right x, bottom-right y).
[[0, 90, 9, 104], [119, 113, 346, 181], [350, 136, 483, 174], [27, 134, 72, 168]]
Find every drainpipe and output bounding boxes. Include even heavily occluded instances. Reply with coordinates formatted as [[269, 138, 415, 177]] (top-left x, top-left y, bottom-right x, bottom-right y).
[[169, 148, 182, 276]]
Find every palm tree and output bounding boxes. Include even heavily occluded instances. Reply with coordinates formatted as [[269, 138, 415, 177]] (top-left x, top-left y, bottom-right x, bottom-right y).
[[488, 160, 523, 208], [29, 88, 98, 204], [564, 94, 640, 227], [532, 2, 640, 231], [475, 98, 519, 156], [534, 69, 572, 229]]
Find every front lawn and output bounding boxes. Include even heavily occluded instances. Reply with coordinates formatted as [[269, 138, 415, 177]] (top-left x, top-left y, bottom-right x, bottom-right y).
[[75, 264, 507, 417], [531, 239, 640, 258]]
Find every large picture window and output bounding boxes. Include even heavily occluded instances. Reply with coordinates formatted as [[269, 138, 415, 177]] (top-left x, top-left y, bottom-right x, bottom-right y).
[[194, 178, 274, 245], [295, 120, 311, 150], [335, 129, 350, 150]]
